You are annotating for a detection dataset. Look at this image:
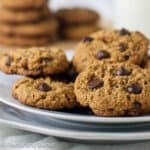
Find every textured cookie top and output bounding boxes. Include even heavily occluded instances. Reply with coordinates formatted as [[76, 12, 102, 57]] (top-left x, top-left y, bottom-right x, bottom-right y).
[[56, 8, 100, 25], [1, 0, 48, 9], [0, 47, 69, 76], [13, 77, 77, 110], [75, 62, 150, 116], [73, 29, 149, 72]]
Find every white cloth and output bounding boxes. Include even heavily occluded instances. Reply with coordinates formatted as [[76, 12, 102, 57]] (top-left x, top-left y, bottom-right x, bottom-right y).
[[0, 125, 150, 150]]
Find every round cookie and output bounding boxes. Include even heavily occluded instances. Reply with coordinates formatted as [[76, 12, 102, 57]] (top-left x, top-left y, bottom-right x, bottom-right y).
[[1, 0, 48, 10], [73, 29, 149, 72], [13, 77, 77, 110], [0, 7, 50, 24], [61, 23, 99, 40], [0, 18, 58, 37], [56, 8, 100, 26], [75, 62, 150, 116], [0, 47, 69, 76], [0, 34, 54, 46]]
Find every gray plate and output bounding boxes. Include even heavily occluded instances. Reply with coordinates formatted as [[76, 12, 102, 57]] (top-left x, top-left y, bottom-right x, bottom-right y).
[[1, 103, 150, 144]]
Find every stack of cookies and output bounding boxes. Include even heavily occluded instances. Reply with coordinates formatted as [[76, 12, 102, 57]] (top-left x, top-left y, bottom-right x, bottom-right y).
[[56, 8, 100, 40], [0, 28, 150, 117], [0, 0, 58, 46], [0, 47, 78, 110]]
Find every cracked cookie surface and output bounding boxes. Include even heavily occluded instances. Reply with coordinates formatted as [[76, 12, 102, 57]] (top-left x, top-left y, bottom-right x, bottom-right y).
[[13, 77, 77, 110], [75, 62, 150, 116], [73, 29, 149, 72], [0, 47, 69, 76]]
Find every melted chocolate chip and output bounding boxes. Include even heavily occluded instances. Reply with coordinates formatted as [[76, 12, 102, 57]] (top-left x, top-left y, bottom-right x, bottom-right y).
[[127, 83, 142, 94], [116, 67, 130, 76], [119, 28, 131, 36], [87, 78, 104, 89], [124, 55, 129, 60], [82, 37, 94, 43], [133, 101, 142, 110], [119, 43, 128, 52], [39, 57, 52, 63], [5, 56, 12, 66], [96, 50, 110, 60], [37, 83, 51, 92]]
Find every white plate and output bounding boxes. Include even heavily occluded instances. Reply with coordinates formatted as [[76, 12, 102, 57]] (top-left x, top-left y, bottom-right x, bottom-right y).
[[1, 103, 150, 144], [0, 50, 150, 124]]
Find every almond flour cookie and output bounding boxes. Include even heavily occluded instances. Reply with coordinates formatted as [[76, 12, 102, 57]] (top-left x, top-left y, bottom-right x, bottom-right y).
[[13, 77, 77, 110], [0, 7, 50, 24], [73, 29, 149, 72], [0, 47, 69, 76], [1, 0, 48, 10], [75, 62, 150, 116], [61, 23, 99, 40], [0, 18, 58, 37]]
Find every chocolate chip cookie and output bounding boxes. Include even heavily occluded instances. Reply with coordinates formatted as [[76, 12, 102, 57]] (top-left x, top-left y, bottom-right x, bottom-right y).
[[1, 0, 48, 10], [13, 77, 77, 110], [0, 7, 50, 24], [56, 8, 100, 26], [0, 47, 69, 76], [75, 62, 150, 116], [73, 29, 149, 72], [0, 18, 58, 37]]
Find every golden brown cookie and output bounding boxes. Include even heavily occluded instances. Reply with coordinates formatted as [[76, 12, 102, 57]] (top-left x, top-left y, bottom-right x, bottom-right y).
[[0, 47, 69, 76], [0, 18, 58, 37], [1, 0, 48, 10], [0, 7, 50, 24], [56, 8, 100, 26], [61, 23, 99, 40], [75, 61, 150, 116], [13, 77, 77, 110], [73, 29, 149, 72]]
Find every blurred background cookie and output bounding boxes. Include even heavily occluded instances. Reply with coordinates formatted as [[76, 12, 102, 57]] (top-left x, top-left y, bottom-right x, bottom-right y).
[[0, 7, 50, 24], [1, 0, 48, 10], [56, 8, 101, 40]]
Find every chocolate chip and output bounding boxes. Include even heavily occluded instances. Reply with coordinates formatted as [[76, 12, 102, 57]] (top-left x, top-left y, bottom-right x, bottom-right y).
[[87, 78, 104, 89], [119, 28, 131, 36], [133, 101, 141, 110], [124, 55, 129, 60], [37, 83, 51, 92], [5, 56, 12, 66], [39, 57, 52, 63], [82, 37, 94, 43], [96, 50, 110, 60], [119, 43, 128, 52], [127, 83, 142, 94], [116, 67, 130, 76]]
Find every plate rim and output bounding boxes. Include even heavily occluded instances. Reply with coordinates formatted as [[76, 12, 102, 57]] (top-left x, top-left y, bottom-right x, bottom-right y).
[[1, 97, 150, 124]]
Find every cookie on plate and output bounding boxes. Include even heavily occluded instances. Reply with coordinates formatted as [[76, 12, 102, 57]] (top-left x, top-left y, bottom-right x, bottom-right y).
[[0, 18, 58, 37], [1, 0, 48, 10], [73, 29, 149, 72], [60, 23, 99, 40], [56, 8, 100, 26], [0, 47, 69, 76], [13, 77, 77, 110], [0, 7, 50, 24], [75, 61, 150, 116]]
